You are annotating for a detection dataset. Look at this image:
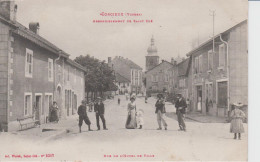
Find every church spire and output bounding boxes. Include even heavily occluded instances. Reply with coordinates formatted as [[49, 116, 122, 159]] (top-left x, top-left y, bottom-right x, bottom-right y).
[[147, 35, 158, 55], [151, 35, 154, 46]]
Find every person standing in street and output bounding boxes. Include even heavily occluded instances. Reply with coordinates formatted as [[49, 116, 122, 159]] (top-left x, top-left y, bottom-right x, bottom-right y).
[[125, 95, 137, 129], [50, 101, 59, 123], [118, 97, 121, 105], [175, 93, 187, 131], [155, 94, 167, 130], [94, 97, 108, 130], [78, 100, 93, 133], [230, 102, 246, 140]]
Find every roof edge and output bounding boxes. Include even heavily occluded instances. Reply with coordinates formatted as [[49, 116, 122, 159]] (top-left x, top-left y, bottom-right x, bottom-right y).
[[186, 19, 247, 57]]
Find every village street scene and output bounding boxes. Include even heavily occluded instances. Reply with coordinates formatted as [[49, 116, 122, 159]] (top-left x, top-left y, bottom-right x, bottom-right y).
[[0, 0, 248, 161]]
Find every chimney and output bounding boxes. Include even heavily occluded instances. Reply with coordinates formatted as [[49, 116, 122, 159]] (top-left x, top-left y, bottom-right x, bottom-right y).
[[29, 22, 40, 34], [108, 57, 111, 64], [0, 1, 17, 22], [171, 58, 175, 64], [174, 60, 177, 66], [161, 59, 164, 63]]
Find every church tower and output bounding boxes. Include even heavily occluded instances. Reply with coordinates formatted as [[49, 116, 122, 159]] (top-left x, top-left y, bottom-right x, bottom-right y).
[[145, 36, 159, 71]]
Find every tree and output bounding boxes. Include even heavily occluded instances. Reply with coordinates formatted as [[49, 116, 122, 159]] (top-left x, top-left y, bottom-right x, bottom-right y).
[[74, 55, 117, 100]]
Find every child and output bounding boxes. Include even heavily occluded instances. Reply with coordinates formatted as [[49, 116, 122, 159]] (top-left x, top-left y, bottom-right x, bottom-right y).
[[230, 102, 246, 140], [136, 109, 144, 129]]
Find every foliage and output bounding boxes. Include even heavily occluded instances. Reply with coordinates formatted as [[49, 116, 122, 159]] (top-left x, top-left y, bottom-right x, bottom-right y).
[[74, 55, 117, 93]]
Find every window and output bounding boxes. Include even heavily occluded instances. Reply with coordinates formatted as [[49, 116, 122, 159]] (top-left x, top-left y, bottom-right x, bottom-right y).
[[165, 74, 169, 82], [58, 65, 61, 82], [208, 50, 213, 70], [81, 72, 84, 85], [152, 74, 158, 82], [219, 44, 226, 67], [152, 86, 157, 91], [206, 83, 213, 101], [74, 69, 77, 83], [131, 69, 134, 84], [25, 48, 33, 77], [135, 70, 138, 85], [199, 55, 203, 73], [178, 79, 186, 88], [194, 57, 199, 74], [24, 93, 32, 116], [48, 58, 54, 81], [67, 66, 70, 81]]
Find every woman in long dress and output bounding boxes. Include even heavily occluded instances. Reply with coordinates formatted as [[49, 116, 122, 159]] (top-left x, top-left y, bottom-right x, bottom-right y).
[[125, 96, 137, 129], [50, 101, 59, 123], [230, 102, 246, 140]]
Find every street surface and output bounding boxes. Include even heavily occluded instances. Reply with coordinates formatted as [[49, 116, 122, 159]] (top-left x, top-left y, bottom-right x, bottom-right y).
[[0, 95, 247, 161]]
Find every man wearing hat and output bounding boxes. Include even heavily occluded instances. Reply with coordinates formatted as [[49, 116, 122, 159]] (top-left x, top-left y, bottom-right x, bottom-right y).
[[77, 100, 93, 133], [155, 93, 167, 130], [175, 93, 187, 131], [94, 97, 108, 130]]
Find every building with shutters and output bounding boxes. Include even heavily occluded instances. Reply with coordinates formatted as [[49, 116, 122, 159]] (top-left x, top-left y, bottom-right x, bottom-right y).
[[108, 56, 143, 94], [0, 1, 86, 131], [186, 20, 247, 117]]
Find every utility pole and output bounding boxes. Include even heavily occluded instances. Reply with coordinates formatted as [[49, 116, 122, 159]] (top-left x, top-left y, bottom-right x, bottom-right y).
[[210, 10, 216, 53]]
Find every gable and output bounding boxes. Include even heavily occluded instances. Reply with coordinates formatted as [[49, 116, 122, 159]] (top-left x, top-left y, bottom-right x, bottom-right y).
[[146, 61, 174, 74]]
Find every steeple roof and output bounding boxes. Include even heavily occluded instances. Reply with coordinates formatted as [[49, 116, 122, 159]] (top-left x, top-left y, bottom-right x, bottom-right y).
[[147, 35, 158, 56]]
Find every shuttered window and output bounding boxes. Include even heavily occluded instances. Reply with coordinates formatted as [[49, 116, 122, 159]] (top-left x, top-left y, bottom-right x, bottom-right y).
[[25, 48, 33, 78]]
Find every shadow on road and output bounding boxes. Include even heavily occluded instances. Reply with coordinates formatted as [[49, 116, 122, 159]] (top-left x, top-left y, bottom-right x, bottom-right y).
[[165, 112, 193, 122]]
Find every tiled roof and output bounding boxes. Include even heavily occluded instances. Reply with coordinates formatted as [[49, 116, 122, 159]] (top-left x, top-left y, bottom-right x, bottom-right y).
[[0, 15, 69, 58], [0, 15, 87, 72], [177, 57, 191, 76], [66, 59, 87, 72], [115, 72, 130, 83], [114, 57, 142, 70], [145, 60, 174, 73], [13, 21, 69, 57]]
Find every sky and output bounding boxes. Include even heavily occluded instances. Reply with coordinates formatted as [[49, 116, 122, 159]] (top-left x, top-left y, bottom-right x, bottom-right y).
[[15, 0, 248, 69]]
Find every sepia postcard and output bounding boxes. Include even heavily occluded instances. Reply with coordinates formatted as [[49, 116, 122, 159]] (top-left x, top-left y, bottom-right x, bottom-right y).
[[0, 0, 248, 161]]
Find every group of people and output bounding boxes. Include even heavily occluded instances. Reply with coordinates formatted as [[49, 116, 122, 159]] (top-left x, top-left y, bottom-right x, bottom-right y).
[[75, 92, 247, 140], [124, 93, 187, 131], [77, 97, 107, 133], [125, 95, 144, 129], [154, 93, 187, 131]]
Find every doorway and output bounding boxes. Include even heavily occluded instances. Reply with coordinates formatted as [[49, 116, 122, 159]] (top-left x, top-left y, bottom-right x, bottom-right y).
[[35, 94, 42, 123], [196, 86, 202, 112], [56, 86, 62, 118]]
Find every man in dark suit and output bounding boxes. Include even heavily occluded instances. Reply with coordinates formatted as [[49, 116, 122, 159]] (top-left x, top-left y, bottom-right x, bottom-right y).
[[175, 93, 187, 131], [78, 100, 93, 133], [94, 97, 108, 130], [155, 94, 167, 130]]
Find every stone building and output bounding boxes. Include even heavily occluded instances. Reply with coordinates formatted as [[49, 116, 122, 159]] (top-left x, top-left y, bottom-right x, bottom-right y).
[[145, 60, 174, 95], [175, 58, 192, 101], [115, 72, 131, 95], [108, 56, 143, 94], [186, 20, 247, 117], [0, 1, 85, 131]]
